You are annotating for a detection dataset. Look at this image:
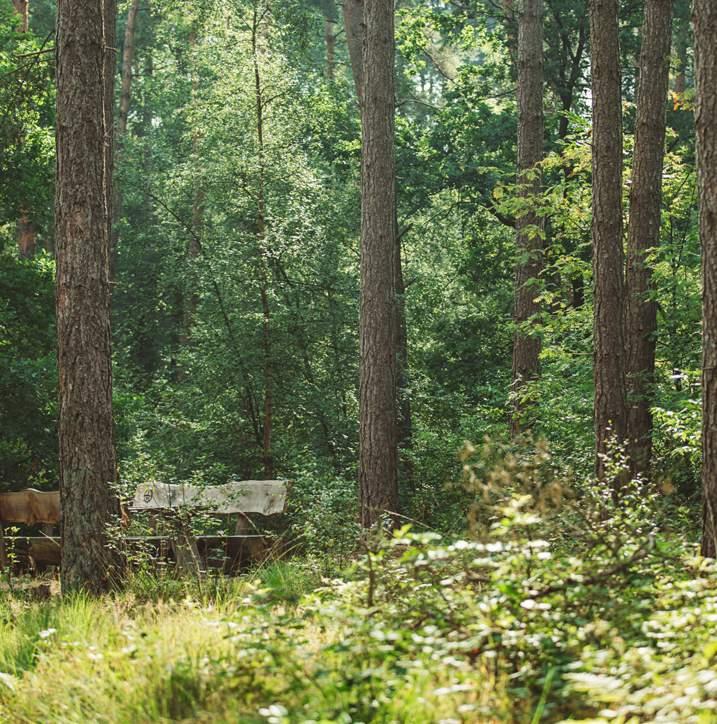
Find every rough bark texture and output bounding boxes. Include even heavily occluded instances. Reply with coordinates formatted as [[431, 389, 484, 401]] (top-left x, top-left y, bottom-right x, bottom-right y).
[[694, 1, 717, 557], [511, 0, 544, 436], [359, 0, 399, 527], [56, 0, 124, 593], [590, 0, 627, 481], [625, 0, 673, 477]]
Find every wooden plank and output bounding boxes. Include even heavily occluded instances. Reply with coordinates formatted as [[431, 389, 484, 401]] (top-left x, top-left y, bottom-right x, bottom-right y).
[[130, 480, 289, 515], [0, 535, 61, 568], [0, 534, 267, 571], [0, 489, 60, 525]]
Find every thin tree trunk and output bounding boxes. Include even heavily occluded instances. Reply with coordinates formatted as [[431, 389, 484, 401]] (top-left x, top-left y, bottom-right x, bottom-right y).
[[323, 0, 337, 82], [343, 0, 364, 105], [252, 7, 274, 479], [673, 6, 689, 95], [590, 0, 627, 481], [180, 28, 203, 346], [694, 1, 717, 557], [510, 0, 544, 437], [625, 0, 673, 478], [12, 0, 36, 257], [104, 0, 116, 247], [110, 0, 140, 275], [359, 0, 399, 527], [56, 0, 124, 593], [11, 0, 28, 32], [118, 0, 139, 138]]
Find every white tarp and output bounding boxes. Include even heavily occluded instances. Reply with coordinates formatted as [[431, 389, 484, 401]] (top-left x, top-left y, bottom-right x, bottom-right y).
[[130, 480, 289, 516]]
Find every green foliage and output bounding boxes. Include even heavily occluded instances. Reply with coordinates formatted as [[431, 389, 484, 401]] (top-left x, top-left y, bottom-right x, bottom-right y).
[[0, 241, 56, 489]]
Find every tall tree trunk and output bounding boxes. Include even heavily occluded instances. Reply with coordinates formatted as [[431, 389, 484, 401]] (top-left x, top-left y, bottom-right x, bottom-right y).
[[510, 0, 545, 437], [673, 4, 689, 95], [344, 0, 409, 508], [590, 0, 627, 481], [252, 7, 274, 479], [12, 0, 36, 257], [56, 0, 124, 593], [625, 0, 673, 478], [179, 28, 204, 348], [104, 0, 116, 247], [343, 0, 364, 105], [695, 1, 717, 557], [110, 0, 140, 275], [359, 0, 399, 527], [117, 0, 139, 138]]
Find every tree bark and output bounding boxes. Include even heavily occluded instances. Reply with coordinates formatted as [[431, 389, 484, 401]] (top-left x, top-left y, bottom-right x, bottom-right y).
[[510, 0, 544, 437], [359, 0, 399, 527], [625, 0, 673, 478], [118, 0, 139, 138], [11, 0, 29, 32], [694, 1, 717, 557], [56, 0, 124, 593], [590, 0, 627, 481], [110, 0, 139, 275], [673, 3, 690, 95], [322, 0, 337, 81], [343, 0, 364, 106], [104, 0, 116, 247], [12, 0, 36, 257]]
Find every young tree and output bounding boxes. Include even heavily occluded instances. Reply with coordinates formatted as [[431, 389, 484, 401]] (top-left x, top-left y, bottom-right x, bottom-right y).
[[510, 0, 544, 436], [589, 0, 627, 480], [694, 0, 717, 557], [625, 0, 673, 477], [56, 0, 124, 592], [359, 0, 399, 527], [11, 0, 35, 257]]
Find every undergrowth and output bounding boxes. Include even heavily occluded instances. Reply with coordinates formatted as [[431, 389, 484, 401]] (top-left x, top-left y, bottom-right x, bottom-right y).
[[0, 443, 714, 723]]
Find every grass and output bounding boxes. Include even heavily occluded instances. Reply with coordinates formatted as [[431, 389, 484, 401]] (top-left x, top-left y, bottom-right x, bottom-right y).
[[0, 561, 512, 723]]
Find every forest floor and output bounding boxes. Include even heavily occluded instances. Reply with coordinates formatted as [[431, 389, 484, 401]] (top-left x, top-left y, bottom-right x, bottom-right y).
[[0, 518, 716, 723], [0, 561, 513, 724]]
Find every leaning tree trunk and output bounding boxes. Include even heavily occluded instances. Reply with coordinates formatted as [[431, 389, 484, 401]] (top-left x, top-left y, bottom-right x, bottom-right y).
[[359, 0, 399, 527], [56, 0, 124, 593], [590, 0, 627, 482], [625, 0, 673, 478], [510, 0, 545, 437], [694, 0, 717, 557]]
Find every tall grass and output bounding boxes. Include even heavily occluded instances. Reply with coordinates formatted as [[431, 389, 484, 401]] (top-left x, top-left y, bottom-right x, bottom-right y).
[[0, 562, 509, 723]]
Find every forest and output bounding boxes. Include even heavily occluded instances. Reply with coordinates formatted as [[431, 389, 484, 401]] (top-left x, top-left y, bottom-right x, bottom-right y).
[[1, 0, 717, 720]]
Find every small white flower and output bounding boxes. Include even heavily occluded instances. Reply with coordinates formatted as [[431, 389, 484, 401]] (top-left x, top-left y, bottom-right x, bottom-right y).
[[39, 628, 57, 639]]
